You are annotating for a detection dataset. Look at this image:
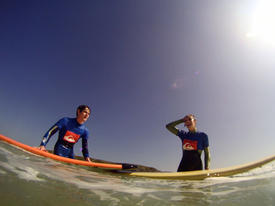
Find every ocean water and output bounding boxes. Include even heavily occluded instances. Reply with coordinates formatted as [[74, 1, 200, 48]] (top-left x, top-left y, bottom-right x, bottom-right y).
[[0, 141, 274, 206]]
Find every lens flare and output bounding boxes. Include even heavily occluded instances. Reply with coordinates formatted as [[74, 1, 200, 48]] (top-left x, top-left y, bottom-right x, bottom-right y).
[[246, 0, 275, 46]]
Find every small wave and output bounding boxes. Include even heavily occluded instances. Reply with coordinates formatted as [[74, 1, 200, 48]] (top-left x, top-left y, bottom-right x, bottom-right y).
[[1, 141, 275, 205]]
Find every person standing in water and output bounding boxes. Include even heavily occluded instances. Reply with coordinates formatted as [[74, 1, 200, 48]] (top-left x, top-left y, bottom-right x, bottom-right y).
[[166, 114, 210, 171], [38, 105, 92, 162]]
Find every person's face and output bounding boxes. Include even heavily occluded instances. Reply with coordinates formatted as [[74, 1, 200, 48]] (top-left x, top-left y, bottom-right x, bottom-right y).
[[183, 116, 196, 131], [77, 108, 90, 124]]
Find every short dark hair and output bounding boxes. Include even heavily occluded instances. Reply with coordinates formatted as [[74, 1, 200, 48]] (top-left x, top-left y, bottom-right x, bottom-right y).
[[76, 105, 91, 116]]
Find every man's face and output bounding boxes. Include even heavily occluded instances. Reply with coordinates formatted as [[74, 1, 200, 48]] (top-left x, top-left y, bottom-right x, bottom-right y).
[[77, 108, 90, 123]]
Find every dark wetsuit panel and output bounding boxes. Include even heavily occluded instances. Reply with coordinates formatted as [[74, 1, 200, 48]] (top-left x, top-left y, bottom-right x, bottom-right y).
[[177, 151, 202, 172]]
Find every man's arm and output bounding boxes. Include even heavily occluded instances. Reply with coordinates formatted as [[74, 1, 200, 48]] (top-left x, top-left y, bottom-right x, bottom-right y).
[[166, 119, 184, 135], [38, 125, 59, 150], [82, 135, 90, 160]]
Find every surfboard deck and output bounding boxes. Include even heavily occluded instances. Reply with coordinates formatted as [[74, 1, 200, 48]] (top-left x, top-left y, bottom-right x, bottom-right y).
[[0, 134, 124, 170], [128, 155, 275, 180]]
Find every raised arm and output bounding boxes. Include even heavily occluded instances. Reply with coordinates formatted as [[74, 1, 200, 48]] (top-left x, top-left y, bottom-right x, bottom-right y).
[[166, 119, 185, 135]]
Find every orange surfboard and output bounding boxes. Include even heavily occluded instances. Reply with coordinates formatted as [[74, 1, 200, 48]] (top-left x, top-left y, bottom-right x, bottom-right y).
[[0, 134, 123, 170]]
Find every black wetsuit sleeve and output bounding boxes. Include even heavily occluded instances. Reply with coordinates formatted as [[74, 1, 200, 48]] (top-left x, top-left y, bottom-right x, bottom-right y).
[[203, 134, 210, 169], [166, 119, 185, 135], [204, 147, 210, 169]]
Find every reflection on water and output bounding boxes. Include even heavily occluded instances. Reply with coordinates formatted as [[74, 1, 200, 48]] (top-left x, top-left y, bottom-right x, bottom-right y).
[[0, 141, 274, 206]]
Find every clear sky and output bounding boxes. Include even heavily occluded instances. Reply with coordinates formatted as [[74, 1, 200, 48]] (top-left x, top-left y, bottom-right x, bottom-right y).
[[1, 0, 274, 171]]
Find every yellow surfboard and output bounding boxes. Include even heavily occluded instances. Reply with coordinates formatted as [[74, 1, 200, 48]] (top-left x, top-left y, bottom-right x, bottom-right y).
[[129, 155, 275, 180]]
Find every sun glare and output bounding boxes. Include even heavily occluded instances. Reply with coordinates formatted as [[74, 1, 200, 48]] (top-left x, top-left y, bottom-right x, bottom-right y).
[[246, 0, 275, 46]]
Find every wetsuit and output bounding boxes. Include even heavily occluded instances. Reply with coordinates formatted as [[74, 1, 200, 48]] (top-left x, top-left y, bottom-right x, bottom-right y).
[[177, 130, 209, 172], [40, 117, 90, 159]]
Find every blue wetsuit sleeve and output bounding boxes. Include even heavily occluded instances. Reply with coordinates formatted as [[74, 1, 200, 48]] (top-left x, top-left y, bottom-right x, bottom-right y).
[[40, 125, 59, 146], [81, 130, 90, 158], [40, 118, 64, 146]]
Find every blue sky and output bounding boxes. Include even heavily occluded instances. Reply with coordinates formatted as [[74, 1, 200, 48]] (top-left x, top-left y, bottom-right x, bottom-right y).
[[1, 0, 274, 171]]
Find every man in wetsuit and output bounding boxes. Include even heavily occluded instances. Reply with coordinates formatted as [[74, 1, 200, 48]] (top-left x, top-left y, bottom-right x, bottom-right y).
[[166, 114, 210, 171], [38, 105, 92, 162]]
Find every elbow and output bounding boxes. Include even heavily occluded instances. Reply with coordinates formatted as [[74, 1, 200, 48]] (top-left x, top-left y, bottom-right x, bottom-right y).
[[165, 124, 171, 130]]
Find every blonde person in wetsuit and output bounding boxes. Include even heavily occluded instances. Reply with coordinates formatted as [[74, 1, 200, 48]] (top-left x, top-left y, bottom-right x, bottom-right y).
[[166, 114, 210, 172]]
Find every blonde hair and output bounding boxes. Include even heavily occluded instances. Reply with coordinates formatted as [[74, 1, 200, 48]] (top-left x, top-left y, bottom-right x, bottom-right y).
[[184, 114, 196, 121]]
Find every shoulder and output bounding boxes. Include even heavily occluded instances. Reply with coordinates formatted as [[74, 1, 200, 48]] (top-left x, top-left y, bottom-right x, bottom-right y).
[[81, 125, 89, 137], [197, 131, 208, 140], [58, 117, 70, 122], [56, 117, 69, 125], [197, 132, 209, 146], [63, 117, 78, 125], [198, 131, 208, 137]]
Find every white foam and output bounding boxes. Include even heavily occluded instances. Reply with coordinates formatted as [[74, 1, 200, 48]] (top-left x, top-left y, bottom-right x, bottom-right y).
[[0, 145, 45, 181], [1, 142, 275, 203], [0, 161, 44, 181], [92, 190, 121, 205]]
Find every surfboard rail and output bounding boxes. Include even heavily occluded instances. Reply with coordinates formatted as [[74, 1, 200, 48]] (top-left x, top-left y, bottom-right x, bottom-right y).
[[0, 134, 123, 169], [129, 155, 275, 180], [1, 133, 274, 179]]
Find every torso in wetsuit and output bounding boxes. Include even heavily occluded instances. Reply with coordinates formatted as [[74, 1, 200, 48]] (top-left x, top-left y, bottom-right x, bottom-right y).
[[177, 130, 209, 172], [40, 117, 90, 159]]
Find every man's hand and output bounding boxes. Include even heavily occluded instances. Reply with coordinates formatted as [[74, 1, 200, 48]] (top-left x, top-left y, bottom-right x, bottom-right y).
[[38, 145, 47, 152], [85, 157, 92, 162]]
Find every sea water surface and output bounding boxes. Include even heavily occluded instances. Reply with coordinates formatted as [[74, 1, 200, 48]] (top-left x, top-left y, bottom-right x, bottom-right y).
[[0, 141, 274, 206]]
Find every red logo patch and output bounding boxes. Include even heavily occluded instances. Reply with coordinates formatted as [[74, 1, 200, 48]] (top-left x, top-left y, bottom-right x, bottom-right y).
[[63, 131, 80, 143], [183, 139, 198, 150]]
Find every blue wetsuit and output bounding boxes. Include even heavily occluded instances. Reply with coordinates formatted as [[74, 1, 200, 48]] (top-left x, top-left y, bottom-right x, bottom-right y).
[[40, 117, 90, 159], [177, 130, 209, 172]]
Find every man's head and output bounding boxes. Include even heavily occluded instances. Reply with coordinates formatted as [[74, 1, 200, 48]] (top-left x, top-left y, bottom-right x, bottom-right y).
[[76, 105, 91, 124]]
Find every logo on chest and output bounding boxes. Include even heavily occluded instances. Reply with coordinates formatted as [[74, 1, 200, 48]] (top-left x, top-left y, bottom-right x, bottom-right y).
[[63, 130, 80, 143], [183, 139, 198, 150]]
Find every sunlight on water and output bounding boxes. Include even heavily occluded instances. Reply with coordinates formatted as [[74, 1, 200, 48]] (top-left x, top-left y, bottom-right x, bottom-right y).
[[0, 141, 274, 206]]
